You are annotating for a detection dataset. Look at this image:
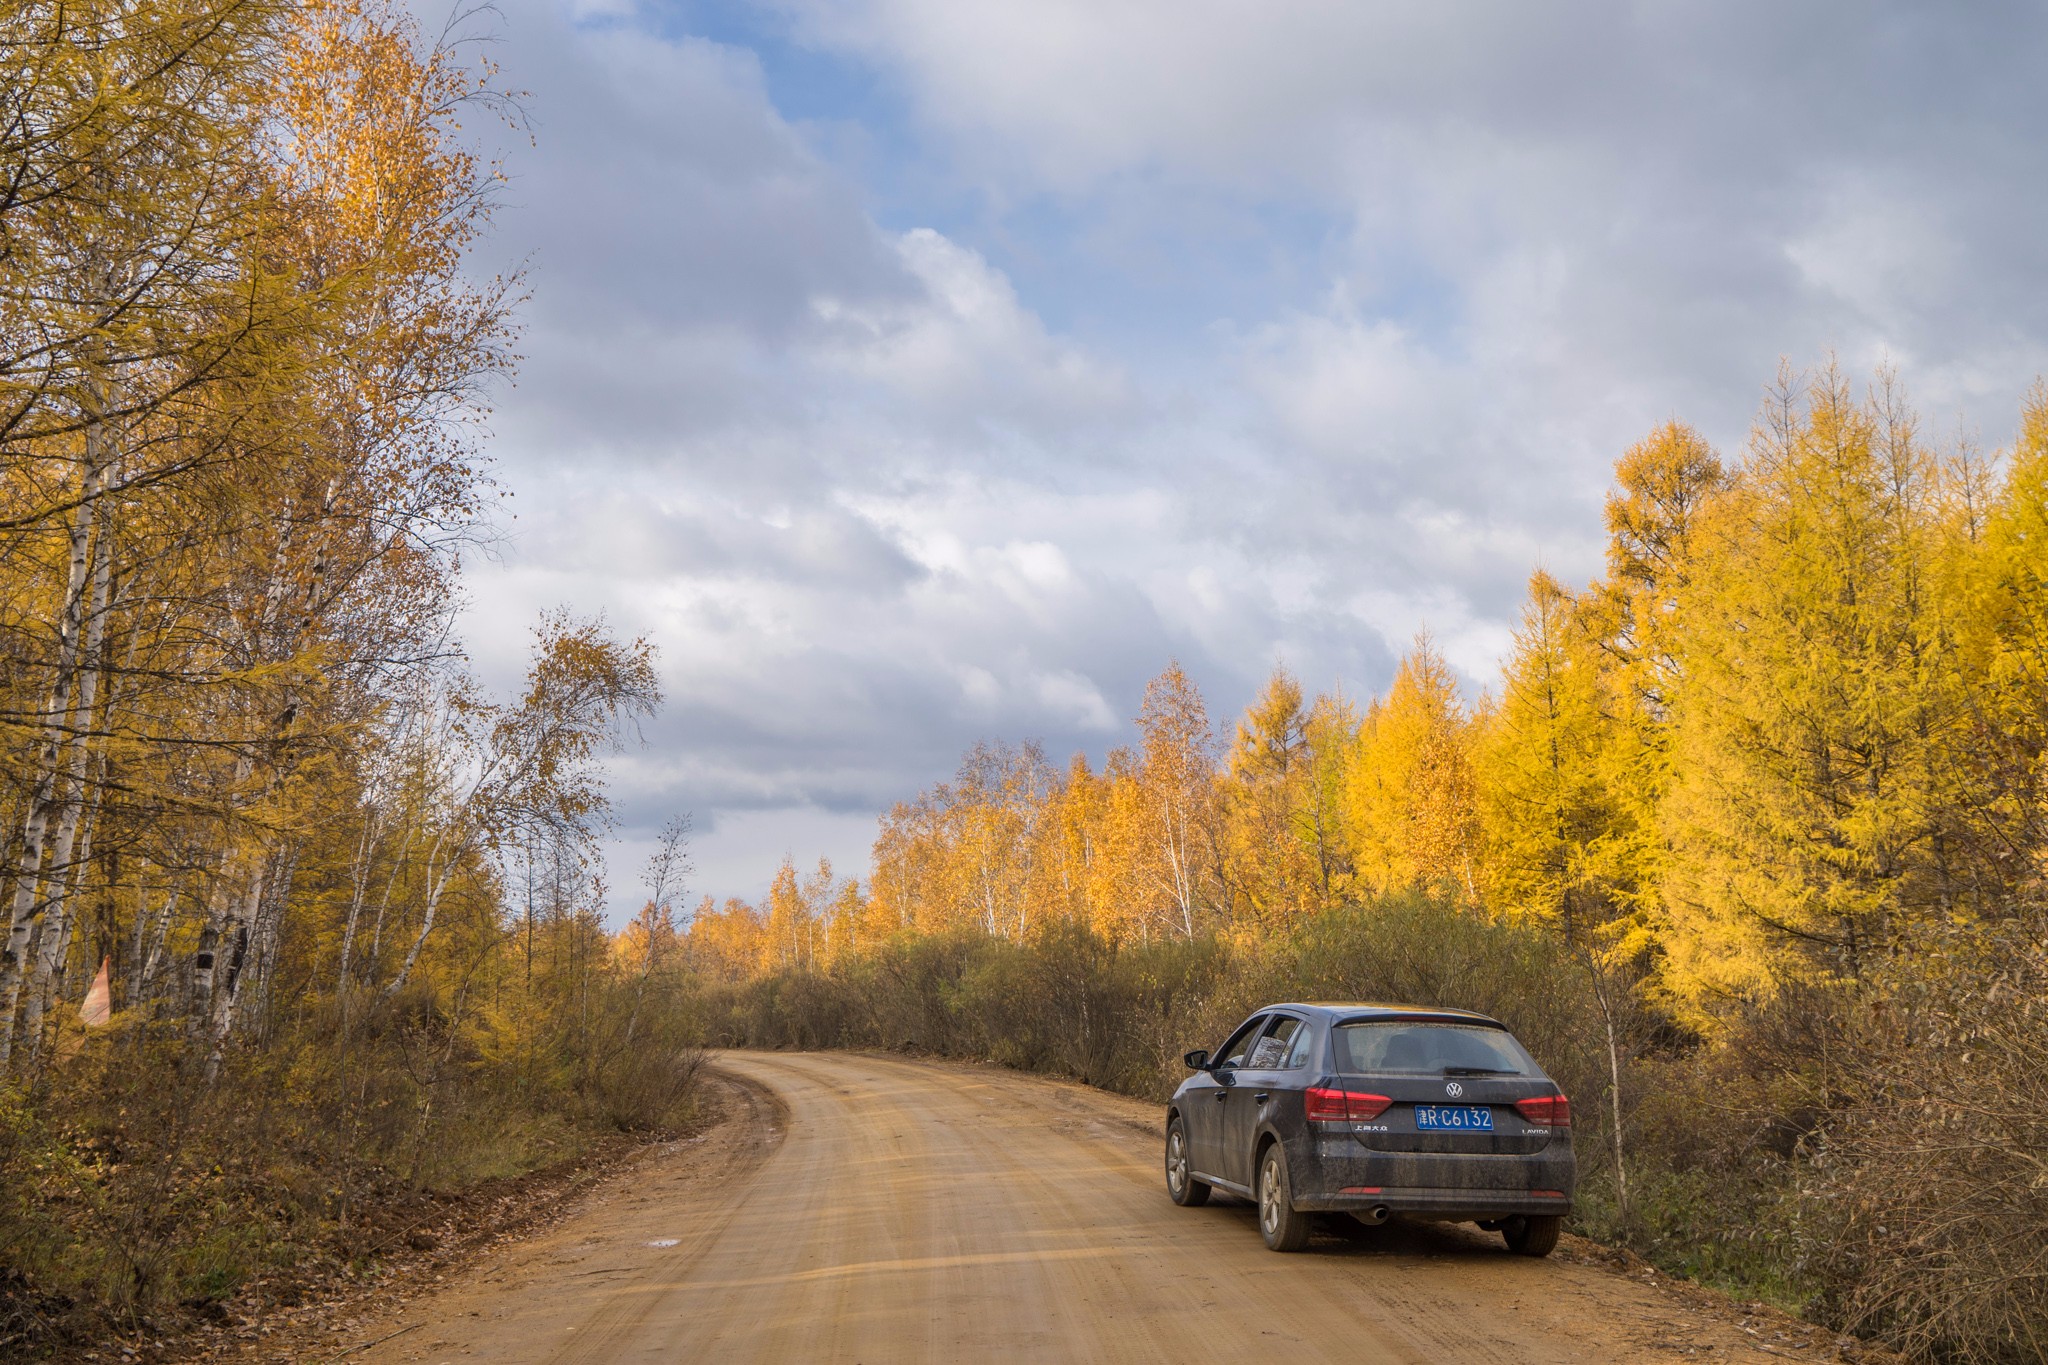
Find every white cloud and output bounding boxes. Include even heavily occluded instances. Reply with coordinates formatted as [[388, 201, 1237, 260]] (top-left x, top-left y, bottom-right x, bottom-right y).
[[1246, 306, 1453, 467], [812, 228, 1134, 433], [776, 1, 1548, 189]]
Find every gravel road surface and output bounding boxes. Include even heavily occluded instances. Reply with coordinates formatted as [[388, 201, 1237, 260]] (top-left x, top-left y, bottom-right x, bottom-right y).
[[345, 1051, 1858, 1364]]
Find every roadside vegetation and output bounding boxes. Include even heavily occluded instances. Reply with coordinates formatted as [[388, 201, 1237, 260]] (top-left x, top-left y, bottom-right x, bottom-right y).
[[0, 2, 700, 1355], [692, 372, 2048, 1365]]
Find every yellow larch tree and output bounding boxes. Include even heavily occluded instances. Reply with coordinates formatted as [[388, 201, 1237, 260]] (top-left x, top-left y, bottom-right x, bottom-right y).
[[1944, 387, 2048, 905], [686, 894, 768, 983], [1218, 668, 1353, 924], [1023, 757, 1083, 929], [1087, 746, 1155, 943], [1344, 636, 1480, 900], [1479, 572, 1644, 940], [1658, 367, 1966, 1013]]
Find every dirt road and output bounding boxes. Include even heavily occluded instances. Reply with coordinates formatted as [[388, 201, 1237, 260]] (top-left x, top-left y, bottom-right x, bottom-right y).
[[342, 1052, 1856, 1364]]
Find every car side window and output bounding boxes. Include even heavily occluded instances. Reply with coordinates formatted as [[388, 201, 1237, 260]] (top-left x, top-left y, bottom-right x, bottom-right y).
[[1282, 1020, 1315, 1069], [1216, 1015, 1268, 1068], [1246, 1015, 1304, 1069]]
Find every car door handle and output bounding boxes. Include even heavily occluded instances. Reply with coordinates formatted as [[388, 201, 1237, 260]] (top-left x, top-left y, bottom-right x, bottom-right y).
[[1254, 1093, 1270, 1103], [1213, 1091, 1229, 1102]]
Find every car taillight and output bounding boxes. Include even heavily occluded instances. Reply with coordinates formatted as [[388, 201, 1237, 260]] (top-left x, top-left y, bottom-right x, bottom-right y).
[[1348, 1092, 1392, 1120], [1304, 1087, 1347, 1121], [1306, 1087, 1392, 1122], [1514, 1094, 1571, 1126]]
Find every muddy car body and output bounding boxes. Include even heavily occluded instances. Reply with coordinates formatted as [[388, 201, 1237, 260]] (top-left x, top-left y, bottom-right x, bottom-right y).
[[1164, 1002, 1576, 1253]]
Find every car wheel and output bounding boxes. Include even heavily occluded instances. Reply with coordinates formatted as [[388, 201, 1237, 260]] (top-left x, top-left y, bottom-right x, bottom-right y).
[[1164, 1117, 1210, 1207], [1501, 1214, 1563, 1257], [1256, 1144, 1311, 1252]]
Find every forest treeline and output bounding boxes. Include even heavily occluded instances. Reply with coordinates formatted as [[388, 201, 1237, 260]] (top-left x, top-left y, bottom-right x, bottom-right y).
[[695, 371, 2048, 1364], [0, 2, 701, 1353]]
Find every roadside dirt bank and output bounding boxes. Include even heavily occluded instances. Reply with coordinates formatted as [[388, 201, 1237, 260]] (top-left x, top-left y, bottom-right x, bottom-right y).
[[61, 1077, 742, 1365], [177, 1050, 1901, 1364]]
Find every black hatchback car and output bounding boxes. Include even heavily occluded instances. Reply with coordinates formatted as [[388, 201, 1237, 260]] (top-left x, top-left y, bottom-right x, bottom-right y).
[[1164, 1003, 1574, 1254]]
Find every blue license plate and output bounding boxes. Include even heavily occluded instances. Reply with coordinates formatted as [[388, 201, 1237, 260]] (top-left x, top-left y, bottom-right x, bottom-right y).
[[1414, 1104, 1493, 1132]]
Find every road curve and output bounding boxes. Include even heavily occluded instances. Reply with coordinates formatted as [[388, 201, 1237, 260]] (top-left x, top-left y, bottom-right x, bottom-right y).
[[352, 1051, 1833, 1364]]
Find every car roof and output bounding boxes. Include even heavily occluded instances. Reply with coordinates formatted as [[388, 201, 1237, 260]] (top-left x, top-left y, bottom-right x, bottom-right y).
[[1263, 1001, 1509, 1028]]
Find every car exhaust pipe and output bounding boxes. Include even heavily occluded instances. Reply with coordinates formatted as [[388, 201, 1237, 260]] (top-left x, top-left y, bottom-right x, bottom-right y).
[[1355, 1205, 1390, 1227]]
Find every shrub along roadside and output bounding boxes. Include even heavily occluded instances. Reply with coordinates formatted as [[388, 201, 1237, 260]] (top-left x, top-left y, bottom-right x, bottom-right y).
[[0, 983, 704, 1360]]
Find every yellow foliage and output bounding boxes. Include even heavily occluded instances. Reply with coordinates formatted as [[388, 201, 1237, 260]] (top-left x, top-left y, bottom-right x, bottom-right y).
[[1477, 572, 1655, 967], [1218, 668, 1355, 923], [1656, 368, 1966, 1012], [1344, 637, 1480, 900]]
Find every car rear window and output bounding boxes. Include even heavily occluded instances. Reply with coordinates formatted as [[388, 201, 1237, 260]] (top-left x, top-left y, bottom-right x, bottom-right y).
[[1333, 1022, 1536, 1076]]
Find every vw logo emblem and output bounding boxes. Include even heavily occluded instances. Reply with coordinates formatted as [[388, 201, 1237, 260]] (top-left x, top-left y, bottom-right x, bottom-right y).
[[1445, 1081, 1465, 1098]]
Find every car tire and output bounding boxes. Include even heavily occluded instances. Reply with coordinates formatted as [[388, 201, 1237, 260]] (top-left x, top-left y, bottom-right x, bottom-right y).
[[1164, 1117, 1210, 1207], [1256, 1143, 1312, 1252], [1501, 1214, 1563, 1257]]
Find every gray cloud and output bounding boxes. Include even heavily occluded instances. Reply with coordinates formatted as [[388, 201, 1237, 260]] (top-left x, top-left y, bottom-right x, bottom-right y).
[[773, 0, 2048, 427], [513, 17, 912, 337]]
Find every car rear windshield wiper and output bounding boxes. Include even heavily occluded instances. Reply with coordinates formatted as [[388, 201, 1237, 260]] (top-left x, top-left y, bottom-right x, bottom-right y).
[[1441, 1066, 1519, 1076]]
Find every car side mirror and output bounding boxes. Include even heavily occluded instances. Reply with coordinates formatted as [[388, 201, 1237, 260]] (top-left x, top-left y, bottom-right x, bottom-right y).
[[1183, 1049, 1209, 1070]]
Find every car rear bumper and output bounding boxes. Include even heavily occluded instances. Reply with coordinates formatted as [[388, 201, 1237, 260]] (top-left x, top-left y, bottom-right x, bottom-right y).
[[1290, 1134, 1575, 1217], [1292, 1186, 1573, 1218]]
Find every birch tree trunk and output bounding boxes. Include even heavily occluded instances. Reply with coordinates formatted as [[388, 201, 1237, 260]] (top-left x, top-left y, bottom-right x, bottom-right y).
[[201, 855, 271, 1083], [191, 505, 299, 1035], [363, 834, 407, 985], [204, 844, 296, 1073], [386, 832, 459, 996], [0, 405, 111, 1073], [246, 848, 298, 1045], [25, 786, 99, 1072], [133, 887, 180, 1012], [188, 857, 242, 1032], [20, 515, 115, 1067], [334, 812, 382, 991]]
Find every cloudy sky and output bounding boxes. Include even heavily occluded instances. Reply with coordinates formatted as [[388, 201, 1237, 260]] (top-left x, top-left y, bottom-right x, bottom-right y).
[[455, 0, 2048, 915]]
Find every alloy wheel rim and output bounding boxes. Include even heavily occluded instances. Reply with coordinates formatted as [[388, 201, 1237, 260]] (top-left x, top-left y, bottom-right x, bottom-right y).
[[1167, 1131, 1186, 1193], [1260, 1157, 1279, 1233]]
